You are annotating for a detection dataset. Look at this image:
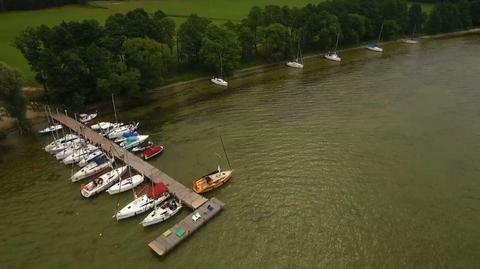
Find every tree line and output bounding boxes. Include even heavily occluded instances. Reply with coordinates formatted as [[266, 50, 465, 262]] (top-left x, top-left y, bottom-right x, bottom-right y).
[[0, 0, 86, 12], [15, 0, 480, 110]]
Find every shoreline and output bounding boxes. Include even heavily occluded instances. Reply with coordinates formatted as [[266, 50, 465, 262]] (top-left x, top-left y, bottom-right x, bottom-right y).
[[148, 27, 480, 99], [2, 27, 479, 136]]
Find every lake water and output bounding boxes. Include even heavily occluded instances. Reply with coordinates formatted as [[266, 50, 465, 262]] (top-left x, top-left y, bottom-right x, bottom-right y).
[[1, 35, 480, 268]]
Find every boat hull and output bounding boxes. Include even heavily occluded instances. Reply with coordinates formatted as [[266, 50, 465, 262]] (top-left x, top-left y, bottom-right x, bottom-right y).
[[286, 61, 304, 68], [324, 54, 341, 62], [106, 175, 144, 195], [141, 199, 182, 227], [211, 78, 228, 87], [367, 46, 383, 52], [115, 192, 170, 220], [81, 166, 127, 198], [71, 161, 112, 182], [193, 170, 233, 194]]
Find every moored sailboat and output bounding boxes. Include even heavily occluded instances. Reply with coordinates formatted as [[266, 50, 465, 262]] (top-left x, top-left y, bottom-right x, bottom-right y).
[[71, 155, 113, 182], [325, 33, 342, 62], [193, 165, 233, 194], [81, 166, 128, 198], [287, 39, 304, 68], [106, 174, 144, 195], [211, 53, 228, 86], [114, 183, 170, 220], [141, 198, 182, 227], [367, 22, 384, 52]]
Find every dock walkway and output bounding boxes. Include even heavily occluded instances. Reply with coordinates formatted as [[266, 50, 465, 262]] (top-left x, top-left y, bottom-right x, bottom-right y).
[[50, 112, 225, 255]]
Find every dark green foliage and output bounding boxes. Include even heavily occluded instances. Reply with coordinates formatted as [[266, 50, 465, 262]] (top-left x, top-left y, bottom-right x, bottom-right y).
[[426, 1, 463, 34], [408, 3, 427, 34], [200, 24, 241, 75], [0, 62, 30, 133], [178, 14, 211, 65], [340, 13, 366, 44], [13, 0, 475, 109], [15, 8, 175, 109], [471, 1, 480, 26], [258, 23, 290, 61]]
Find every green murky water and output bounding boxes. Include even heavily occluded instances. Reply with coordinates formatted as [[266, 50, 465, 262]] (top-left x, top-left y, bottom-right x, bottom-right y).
[[1, 35, 480, 268]]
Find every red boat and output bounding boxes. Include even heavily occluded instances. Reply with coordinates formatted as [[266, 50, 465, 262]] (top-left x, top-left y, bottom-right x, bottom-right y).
[[143, 145, 164, 160]]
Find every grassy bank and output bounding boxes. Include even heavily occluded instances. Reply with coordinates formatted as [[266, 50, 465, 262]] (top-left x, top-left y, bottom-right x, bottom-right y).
[[0, 0, 323, 83]]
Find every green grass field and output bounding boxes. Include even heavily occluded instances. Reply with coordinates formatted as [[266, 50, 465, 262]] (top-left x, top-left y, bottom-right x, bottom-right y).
[[0, 0, 322, 83]]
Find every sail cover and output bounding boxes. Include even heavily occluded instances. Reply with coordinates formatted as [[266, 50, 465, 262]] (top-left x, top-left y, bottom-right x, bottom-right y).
[[147, 183, 168, 199]]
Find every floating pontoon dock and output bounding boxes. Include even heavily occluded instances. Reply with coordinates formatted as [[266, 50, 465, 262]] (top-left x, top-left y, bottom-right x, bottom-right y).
[[50, 112, 225, 256]]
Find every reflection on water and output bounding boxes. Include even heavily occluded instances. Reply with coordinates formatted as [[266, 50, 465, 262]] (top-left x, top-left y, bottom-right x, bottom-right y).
[[1, 35, 480, 268]]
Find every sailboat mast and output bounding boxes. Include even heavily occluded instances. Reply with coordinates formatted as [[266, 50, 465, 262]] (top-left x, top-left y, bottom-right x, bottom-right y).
[[220, 53, 223, 78], [335, 33, 340, 53], [378, 22, 384, 43], [219, 135, 232, 170], [111, 93, 118, 124]]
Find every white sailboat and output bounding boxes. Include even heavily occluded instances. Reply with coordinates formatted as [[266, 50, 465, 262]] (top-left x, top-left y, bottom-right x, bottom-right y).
[[48, 138, 83, 154], [141, 198, 182, 227], [54, 141, 86, 160], [107, 122, 139, 139], [402, 25, 418, 44], [287, 39, 304, 68], [106, 174, 144, 195], [44, 134, 78, 152], [325, 33, 342, 62], [114, 183, 170, 220], [71, 155, 113, 182], [79, 113, 97, 124], [211, 53, 228, 86], [78, 150, 104, 167], [81, 166, 128, 198], [39, 124, 63, 135], [367, 22, 384, 52], [63, 145, 98, 165]]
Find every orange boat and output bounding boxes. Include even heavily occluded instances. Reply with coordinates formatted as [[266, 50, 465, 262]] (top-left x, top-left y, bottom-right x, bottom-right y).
[[192, 167, 233, 194]]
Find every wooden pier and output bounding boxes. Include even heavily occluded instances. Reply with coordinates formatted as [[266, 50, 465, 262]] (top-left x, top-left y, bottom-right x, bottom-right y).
[[50, 112, 225, 255]]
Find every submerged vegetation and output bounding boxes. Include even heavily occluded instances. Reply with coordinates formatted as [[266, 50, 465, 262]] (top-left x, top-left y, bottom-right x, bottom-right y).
[[13, 0, 480, 109]]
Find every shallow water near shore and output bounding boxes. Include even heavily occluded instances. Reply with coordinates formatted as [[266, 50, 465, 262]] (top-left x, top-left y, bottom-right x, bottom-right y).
[[1, 35, 480, 268]]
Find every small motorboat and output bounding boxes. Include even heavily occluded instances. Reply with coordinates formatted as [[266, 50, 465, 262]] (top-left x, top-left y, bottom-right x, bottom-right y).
[[286, 60, 304, 69], [39, 124, 62, 135], [44, 134, 78, 152], [120, 135, 149, 150], [81, 166, 127, 198], [132, 141, 153, 153], [114, 131, 138, 143], [79, 113, 97, 124], [78, 150, 103, 167], [141, 198, 182, 227], [54, 141, 85, 160], [114, 183, 170, 220], [106, 174, 144, 195], [47, 138, 83, 154], [193, 166, 233, 194], [211, 77, 228, 87], [107, 122, 139, 139], [63, 145, 98, 165], [71, 155, 113, 182], [324, 52, 341, 62], [402, 38, 418, 44], [367, 43, 383, 52], [142, 145, 164, 160]]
